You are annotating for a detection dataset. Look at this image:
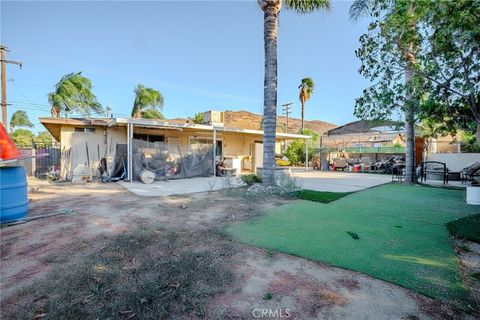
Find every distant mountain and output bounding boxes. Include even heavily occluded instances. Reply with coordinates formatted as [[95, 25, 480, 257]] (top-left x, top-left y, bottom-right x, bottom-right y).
[[168, 110, 337, 135], [223, 110, 336, 135]]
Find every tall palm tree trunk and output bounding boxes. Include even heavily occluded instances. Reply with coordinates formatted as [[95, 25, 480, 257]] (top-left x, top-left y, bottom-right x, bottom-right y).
[[301, 102, 305, 132], [404, 64, 416, 184], [261, 1, 281, 186]]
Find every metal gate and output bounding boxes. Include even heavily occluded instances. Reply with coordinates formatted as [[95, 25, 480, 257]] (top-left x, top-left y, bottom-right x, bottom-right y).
[[33, 144, 61, 178]]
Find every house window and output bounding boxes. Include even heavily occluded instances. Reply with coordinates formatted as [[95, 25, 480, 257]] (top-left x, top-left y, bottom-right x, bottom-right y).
[[133, 133, 165, 143], [189, 137, 222, 156], [74, 127, 96, 133]]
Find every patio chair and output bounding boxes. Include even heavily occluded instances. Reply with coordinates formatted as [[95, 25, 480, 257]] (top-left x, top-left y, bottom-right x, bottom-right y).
[[420, 161, 449, 184], [461, 161, 480, 184], [391, 164, 405, 182]]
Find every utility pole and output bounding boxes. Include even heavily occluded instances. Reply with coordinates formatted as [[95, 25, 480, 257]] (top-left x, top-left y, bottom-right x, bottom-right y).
[[281, 102, 293, 133], [1, 45, 23, 130]]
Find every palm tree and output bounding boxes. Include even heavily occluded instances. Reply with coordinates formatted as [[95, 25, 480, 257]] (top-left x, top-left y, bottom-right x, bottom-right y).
[[131, 84, 164, 119], [48, 72, 102, 117], [298, 77, 315, 132], [9, 110, 33, 133], [140, 109, 164, 120], [259, 0, 330, 185]]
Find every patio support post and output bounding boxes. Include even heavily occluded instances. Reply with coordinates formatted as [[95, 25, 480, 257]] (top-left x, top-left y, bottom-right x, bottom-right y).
[[305, 138, 309, 171], [213, 127, 216, 176], [127, 122, 133, 181]]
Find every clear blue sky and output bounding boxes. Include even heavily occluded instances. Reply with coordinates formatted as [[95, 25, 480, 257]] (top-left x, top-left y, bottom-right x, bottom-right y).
[[1, 0, 372, 133]]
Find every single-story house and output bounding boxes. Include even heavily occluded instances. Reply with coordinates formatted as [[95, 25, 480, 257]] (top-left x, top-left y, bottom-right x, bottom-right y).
[[40, 111, 310, 181]]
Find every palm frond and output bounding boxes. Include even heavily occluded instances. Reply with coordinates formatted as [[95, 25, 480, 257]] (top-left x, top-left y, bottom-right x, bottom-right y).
[[48, 72, 102, 116], [10, 110, 33, 128], [349, 0, 371, 21], [131, 84, 165, 118], [284, 0, 330, 13], [141, 108, 165, 119]]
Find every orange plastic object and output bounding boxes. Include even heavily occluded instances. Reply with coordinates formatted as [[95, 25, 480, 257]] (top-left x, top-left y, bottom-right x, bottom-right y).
[[0, 123, 21, 160]]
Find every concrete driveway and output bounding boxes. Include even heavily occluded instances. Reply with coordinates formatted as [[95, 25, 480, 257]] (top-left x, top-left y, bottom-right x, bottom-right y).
[[292, 171, 392, 192], [118, 176, 244, 197]]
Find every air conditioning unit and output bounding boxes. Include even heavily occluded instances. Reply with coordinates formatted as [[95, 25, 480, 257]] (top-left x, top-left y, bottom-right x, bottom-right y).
[[203, 111, 224, 127]]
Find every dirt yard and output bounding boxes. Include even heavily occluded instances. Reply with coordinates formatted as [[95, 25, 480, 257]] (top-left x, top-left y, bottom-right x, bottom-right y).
[[0, 179, 474, 319]]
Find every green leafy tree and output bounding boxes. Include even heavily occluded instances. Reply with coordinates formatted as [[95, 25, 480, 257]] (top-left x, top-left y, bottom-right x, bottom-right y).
[[284, 128, 319, 165], [259, 0, 330, 185], [460, 131, 480, 153], [10, 110, 33, 132], [11, 129, 35, 148], [298, 128, 319, 146], [298, 77, 315, 132], [131, 84, 164, 119], [192, 112, 204, 124], [284, 140, 315, 165], [351, 0, 427, 183], [417, 0, 480, 142], [34, 131, 53, 145], [48, 72, 102, 117]]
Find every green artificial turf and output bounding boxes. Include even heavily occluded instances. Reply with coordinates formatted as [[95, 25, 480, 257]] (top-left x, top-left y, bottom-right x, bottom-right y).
[[226, 184, 480, 303], [446, 214, 480, 243], [293, 189, 351, 203]]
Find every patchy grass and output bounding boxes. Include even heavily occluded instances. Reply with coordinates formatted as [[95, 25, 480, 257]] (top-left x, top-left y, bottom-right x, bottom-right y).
[[3, 227, 236, 320], [226, 184, 479, 303], [446, 214, 480, 243], [293, 189, 351, 203]]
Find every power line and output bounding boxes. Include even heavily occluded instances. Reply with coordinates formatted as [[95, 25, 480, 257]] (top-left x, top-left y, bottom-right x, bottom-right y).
[[10, 105, 50, 112], [9, 80, 38, 106], [10, 99, 51, 108]]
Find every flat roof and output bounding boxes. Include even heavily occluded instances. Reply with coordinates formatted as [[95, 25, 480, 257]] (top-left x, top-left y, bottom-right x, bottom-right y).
[[110, 118, 311, 139], [39, 117, 311, 141]]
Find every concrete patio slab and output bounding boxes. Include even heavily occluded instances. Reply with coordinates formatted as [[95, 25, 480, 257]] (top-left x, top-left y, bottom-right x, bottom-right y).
[[292, 171, 392, 192], [119, 171, 394, 196], [118, 176, 244, 197]]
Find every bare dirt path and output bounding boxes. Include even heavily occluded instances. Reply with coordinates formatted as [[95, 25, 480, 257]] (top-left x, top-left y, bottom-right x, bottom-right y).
[[0, 179, 470, 319]]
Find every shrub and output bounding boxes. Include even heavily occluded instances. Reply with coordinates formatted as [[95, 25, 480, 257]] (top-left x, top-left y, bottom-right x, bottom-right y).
[[241, 174, 261, 186], [242, 173, 302, 202], [284, 132, 317, 166]]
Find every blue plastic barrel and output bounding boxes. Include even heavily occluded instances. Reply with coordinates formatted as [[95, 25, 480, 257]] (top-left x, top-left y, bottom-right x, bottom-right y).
[[0, 166, 29, 224]]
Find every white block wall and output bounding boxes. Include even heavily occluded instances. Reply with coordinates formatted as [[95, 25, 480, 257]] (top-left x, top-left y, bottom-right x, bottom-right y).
[[426, 153, 480, 171]]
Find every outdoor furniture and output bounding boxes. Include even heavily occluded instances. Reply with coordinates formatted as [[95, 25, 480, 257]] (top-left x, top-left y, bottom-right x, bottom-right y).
[[391, 164, 405, 182], [460, 162, 480, 184], [420, 161, 449, 184]]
